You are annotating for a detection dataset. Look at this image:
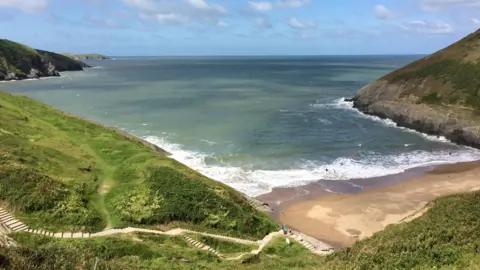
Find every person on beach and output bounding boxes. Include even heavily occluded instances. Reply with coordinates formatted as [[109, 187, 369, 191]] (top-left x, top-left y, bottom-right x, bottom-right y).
[[282, 224, 287, 234]]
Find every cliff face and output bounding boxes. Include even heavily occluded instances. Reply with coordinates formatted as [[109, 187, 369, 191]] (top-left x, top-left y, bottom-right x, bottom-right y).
[[0, 39, 89, 81], [353, 29, 480, 148]]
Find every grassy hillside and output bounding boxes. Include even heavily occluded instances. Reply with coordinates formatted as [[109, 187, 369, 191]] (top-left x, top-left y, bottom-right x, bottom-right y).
[[0, 39, 88, 80], [3, 190, 480, 269], [0, 90, 276, 237], [382, 29, 480, 109], [62, 53, 109, 60]]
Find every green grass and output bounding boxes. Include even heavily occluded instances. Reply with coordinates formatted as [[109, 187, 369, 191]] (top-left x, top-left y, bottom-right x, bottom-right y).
[[187, 233, 257, 254], [420, 92, 442, 105], [390, 59, 480, 108], [4, 190, 480, 268], [62, 53, 109, 60], [6, 232, 223, 269], [0, 90, 277, 237], [3, 231, 318, 269], [381, 29, 480, 110]]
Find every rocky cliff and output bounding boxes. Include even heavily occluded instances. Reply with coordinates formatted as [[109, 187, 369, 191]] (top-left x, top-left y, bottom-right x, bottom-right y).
[[0, 39, 89, 81], [352, 28, 480, 148]]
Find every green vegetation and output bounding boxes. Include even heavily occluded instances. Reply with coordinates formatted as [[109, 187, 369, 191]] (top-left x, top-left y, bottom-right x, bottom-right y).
[[379, 29, 480, 109], [2, 232, 315, 269], [4, 232, 222, 269], [4, 189, 480, 269], [391, 59, 480, 108], [62, 53, 110, 60], [420, 92, 442, 105], [0, 39, 87, 80], [0, 90, 276, 236], [187, 234, 256, 254]]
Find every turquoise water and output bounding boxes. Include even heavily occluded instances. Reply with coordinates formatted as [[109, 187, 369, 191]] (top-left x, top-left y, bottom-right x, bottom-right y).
[[3, 56, 480, 196]]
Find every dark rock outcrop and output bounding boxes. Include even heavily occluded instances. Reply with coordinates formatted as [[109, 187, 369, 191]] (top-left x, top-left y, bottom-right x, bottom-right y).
[[0, 39, 89, 81]]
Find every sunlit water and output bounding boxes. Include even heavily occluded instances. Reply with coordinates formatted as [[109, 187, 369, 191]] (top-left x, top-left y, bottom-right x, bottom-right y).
[[3, 56, 480, 196]]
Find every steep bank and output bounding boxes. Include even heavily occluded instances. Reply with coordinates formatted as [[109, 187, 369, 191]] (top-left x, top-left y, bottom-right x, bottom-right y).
[[0, 39, 89, 81], [352, 28, 480, 148], [0, 90, 276, 237]]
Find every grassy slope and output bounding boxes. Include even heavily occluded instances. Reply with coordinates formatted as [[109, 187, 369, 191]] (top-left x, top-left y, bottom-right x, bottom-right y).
[[0, 39, 87, 77], [3, 190, 480, 269], [0, 91, 276, 237], [62, 53, 109, 60], [381, 29, 480, 109], [187, 233, 257, 254]]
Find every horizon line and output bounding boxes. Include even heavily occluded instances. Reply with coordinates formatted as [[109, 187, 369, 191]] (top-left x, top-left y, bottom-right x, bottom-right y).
[[98, 53, 427, 58]]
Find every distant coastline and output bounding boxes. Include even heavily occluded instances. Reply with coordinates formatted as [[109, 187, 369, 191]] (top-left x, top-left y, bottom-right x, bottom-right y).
[[62, 53, 110, 61]]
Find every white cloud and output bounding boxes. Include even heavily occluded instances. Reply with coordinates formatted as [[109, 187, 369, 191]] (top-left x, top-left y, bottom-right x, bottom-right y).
[[471, 17, 480, 24], [129, 0, 227, 27], [156, 13, 188, 25], [216, 20, 229, 27], [122, 0, 157, 11], [374, 5, 397, 20], [398, 20, 453, 34], [287, 17, 316, 29], [187, 0, 226, 14], [0, 0, 48, 13], [276, 0, 311, 8], [420, 0, 480, 12], [254, 17, 273, 29], [248, 1, 273, 11], [248, 0, 310, 11]]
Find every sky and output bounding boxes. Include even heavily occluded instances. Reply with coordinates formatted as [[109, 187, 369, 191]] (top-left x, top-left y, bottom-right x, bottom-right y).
[[0, 0, 479, 55]]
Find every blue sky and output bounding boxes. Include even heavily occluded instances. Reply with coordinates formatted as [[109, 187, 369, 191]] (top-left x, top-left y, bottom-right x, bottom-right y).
[[0, 0, 479, 55]]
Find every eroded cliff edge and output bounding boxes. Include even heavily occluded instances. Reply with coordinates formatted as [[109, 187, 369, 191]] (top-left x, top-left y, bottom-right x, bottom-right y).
[[351, 29, 480, 148]]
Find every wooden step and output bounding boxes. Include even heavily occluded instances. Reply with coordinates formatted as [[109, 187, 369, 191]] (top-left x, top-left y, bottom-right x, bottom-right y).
[[1, 217, 14, 223], [5, 220, 20, 226], [12, 225, 28, 231]]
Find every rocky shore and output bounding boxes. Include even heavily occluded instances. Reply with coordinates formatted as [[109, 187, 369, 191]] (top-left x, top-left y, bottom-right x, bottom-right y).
[[348, 80, 480, 149], [344, 29, 480, 150]]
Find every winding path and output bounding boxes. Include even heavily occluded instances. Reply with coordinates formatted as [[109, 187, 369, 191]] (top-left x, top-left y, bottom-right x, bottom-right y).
[[0, 207, 334, 259]]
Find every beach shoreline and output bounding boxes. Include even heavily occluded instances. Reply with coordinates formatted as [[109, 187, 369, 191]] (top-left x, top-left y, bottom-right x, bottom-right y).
[[257, 160, 480, 249]]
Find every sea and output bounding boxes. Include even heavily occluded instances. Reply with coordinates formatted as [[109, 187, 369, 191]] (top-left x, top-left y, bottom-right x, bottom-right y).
[[3, 56, 480, 197]]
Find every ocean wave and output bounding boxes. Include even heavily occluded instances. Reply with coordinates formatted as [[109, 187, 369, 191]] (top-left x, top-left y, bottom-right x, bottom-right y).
[[0, 76, 63, 83], [144, 135, 480, 197], [316, 118, 332, 125], [313, 98, 451, 143]]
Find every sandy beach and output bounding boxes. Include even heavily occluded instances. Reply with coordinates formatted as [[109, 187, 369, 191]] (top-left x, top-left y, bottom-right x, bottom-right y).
[[257, 161, 480, 249]]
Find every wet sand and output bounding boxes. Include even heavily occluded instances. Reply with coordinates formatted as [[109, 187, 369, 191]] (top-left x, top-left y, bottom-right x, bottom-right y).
[[257, 161, 480, 249]]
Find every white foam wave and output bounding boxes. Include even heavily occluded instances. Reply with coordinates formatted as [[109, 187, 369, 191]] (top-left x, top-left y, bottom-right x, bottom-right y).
[[317, 98, 451, 143], [144, 135, 480, 197], [0, 78, 38, 83], [316, 118, 332, 125], [200, 139, 217, 145]]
